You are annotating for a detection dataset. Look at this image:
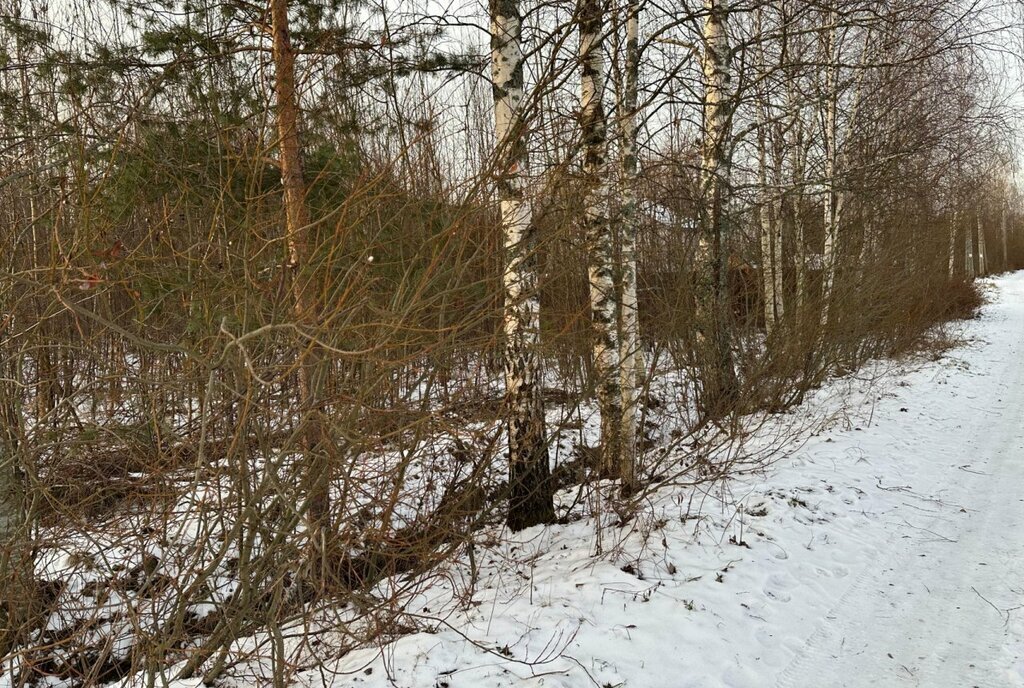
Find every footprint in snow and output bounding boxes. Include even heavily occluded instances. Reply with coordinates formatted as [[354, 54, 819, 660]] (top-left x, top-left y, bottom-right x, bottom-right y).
[[764, 587, 793, 603]]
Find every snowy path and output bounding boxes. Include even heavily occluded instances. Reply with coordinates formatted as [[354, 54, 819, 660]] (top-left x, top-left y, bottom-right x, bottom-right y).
[[307, 274, 1024, 688], [774, 272, 1024, 686]]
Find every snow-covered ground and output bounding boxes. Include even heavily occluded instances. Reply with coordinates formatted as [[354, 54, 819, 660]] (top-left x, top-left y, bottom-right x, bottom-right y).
[[291, 272, 1024, 688]]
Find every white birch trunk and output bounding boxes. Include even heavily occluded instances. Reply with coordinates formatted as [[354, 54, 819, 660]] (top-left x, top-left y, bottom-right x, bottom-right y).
[[617, 0, 641, 491], [820, 9, 840, 324], [697, 0, 738, 414], [948, 206, 959, 279], [758, 191, 776, 335], [580, 0, 623, 474], [1001, 203, 1009, 272], [857, 216, 873, 286], [820, 14, 870, 326], [491, 0, 554, 530], [773, 201, 784, 325], [789, 106, 808, 316], [753, 8, 784, 337], [757, 174, 779, 334], [965, 219, 975, 280], [755, 108, 783, 335], [977, 215, 987, 276]]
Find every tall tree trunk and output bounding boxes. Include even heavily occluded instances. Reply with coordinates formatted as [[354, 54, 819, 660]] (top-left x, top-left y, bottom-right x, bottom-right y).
[[756, 113, 783, 335], [616, 0, 640, 491], [3, 7, 36, 658], [754, 7, 783, 337], [757, 149, 777, 335], [490, 0, 554, 531], [772, 193, 784, 327], [857, 215, 874, 286], [0, 356, 30, 660], [781, 36, 809, 320], [977, 214, 987, 276], [948, 206, 959, 279], [819, 7, 840, 325], [790, 119, 808, 317], [819, 11, 869, 326], [697, 0, 738, 416], [1001, 202, 1009, 272], [15, 7, 53, 427], [270, 0, 330, 546], [580, 0, 623, 474], [965, 216, 976, 280]]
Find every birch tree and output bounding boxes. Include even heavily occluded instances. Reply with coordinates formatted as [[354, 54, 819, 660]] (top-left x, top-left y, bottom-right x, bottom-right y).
[[1001, 201, 1009, 271], [579, 0, 624, 474], [491, 0, 555, 530], [819, 5, 843, 325], [948, 204, 960, 278], [753, 7, 785, 336], [696, 0, 738, 415], [787, 83, 812, 317], [775, 2, 813, 320], [756, 126, 784, 336], [818, 4, 870, 327], [977, 214, 988, 276], [616, 0, 641, 491], [965, 217, 976, 280]]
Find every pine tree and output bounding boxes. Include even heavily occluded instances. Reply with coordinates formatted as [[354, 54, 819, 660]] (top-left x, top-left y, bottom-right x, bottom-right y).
[[270, 0, 332, 555]]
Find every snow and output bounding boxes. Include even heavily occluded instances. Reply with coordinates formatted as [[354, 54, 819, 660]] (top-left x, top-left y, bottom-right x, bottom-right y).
[[12, 274, 1024, 688], [290, 272, 1024, 688]]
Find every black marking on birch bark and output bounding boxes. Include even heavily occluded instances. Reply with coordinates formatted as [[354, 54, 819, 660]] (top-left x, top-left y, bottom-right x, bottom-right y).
[[492, 0, 554, 530]]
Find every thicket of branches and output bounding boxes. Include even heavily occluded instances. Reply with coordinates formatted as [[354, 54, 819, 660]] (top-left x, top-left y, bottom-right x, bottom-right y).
[[0, 0, 1020, 684]]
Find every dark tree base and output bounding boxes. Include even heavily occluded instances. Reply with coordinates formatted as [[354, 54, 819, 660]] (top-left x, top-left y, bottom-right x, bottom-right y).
[[507, 443, 555, 532]]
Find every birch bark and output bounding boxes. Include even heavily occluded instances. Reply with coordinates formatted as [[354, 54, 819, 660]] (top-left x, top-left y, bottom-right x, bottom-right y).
[[977, 215, 988, 276], [697, 0, 738, 415], [617, 0, 640, 491], [579, 0, 623, 473], [820, 7, 840, 324], [1001, 203, 1009, 272], [965, 218, 976, 280], [948, 205, 959, 278], [491, 0, 555, 530], [754, 77, 783, 335], [757, 128, 780, 335], [819, 11, 870, 326], [789, 101, 809, 316]]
